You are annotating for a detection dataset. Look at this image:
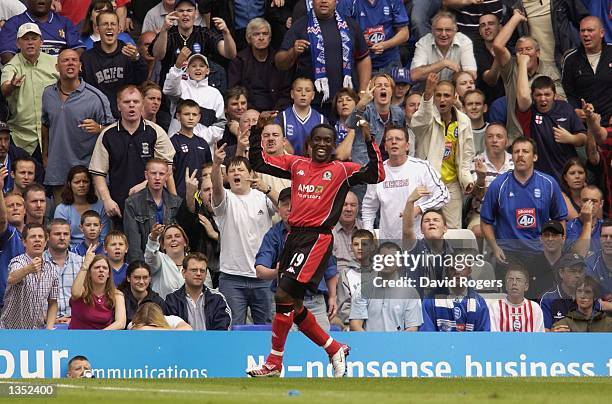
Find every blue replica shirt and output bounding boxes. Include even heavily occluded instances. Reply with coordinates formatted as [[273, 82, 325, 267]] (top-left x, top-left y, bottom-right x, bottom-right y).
[[255, 221, 337, 295], [171, 133, 212, 198], [480, 170, 568, 253], [0, 225, 25, 308], [420, 288, 490, 332], [71, 241, 105, 257], [276, 106, 327, 156], [233, 0, 265, 30], [337, 0, 409, 69], [0, 11, 84, 56], [565, 217, 603, 253], [516, 100, 586, 180], [112, 262, 129, 288], [586, 251, 612, 298]]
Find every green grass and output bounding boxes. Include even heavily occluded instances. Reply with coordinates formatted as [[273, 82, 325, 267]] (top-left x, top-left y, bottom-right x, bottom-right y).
[[3, 378, 612, 404]]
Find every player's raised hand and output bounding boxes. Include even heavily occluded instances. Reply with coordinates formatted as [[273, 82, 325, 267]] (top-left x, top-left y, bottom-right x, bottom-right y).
[[213, 143, 227, 166], [149, 223, 165, 241], [163, 11, 179, 31], [175, 47, 192, 68]]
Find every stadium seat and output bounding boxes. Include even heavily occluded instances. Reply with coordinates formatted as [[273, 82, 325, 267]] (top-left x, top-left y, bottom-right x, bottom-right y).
[[443, 228, 478, 250]]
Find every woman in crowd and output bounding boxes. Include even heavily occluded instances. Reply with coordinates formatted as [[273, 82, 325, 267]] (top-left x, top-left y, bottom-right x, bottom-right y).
[[79, 0, 135, 50], [560, 157, 588, 220], [129, 302, 191, 330], [331, 88, 358, 161], [119, 261, 166, 327], [145, 224, 191, 299], [54, 166, 110, 249], [70, 249, 126, 330], [553, 277, 612, 332]]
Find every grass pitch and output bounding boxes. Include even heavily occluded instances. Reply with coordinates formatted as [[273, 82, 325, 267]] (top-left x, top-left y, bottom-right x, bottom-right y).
[[2, 378, 612, 404]]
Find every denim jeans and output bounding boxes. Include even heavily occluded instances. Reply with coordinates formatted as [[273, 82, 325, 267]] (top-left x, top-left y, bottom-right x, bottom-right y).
[[219, 272, 272, 325], [409, 0, 442, 40]]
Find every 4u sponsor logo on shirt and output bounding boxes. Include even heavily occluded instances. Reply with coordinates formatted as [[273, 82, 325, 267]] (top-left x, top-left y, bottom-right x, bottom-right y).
[[515, 208, 536, 229]]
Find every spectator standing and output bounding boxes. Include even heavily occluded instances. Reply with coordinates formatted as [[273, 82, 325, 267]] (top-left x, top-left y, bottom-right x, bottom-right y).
[[443, 0, 503, 42], [275, 0, 371, 114], [80, 10, 148, 119], [0, 224, 58, 329], [411, 73, 475, 229], [227, 17, 291, 111], [0, 0, 84, 64], [332, 192, 361, 270], [89, 85, 175, 229], [145, 224, 191, 298], [79, 0, 136, 50], [42, 48, 115, 202], [476, 14, 505, 107], [562, 16, 612, 125], [1, 23, 58, 157], [143, 0, 203, 33], [220, 86, 248, 147], [124, 159, 182, 263], [9, 157, 37, 196], [337, 0, 410, 71], [362, 126, 449, 239]]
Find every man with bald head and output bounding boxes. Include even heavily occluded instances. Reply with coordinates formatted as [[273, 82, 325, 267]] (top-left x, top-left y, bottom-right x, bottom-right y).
[[42, 48, 114, 203], [562, 16, 612, 124]]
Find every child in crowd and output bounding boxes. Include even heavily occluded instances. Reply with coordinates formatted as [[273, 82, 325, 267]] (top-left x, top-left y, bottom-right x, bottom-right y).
[[104, 230, 129, 287], [163, 49, 226, 148], [463, 89, 489, 155], [171, 99, 213, 198], [71, 210, 105, 256], [275, 77, 327, 156]]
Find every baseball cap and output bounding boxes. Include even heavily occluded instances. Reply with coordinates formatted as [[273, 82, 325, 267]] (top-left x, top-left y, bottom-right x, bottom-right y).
[[187, 53, 208, 66], [17, 23, 42, 39], [174, 0, 197, 9], [541, 220, 564, 236], [390, 67, 412, 85], [278, 187, 291, 203], [0, 122, 10, 134], [557, 253, 586, 270]]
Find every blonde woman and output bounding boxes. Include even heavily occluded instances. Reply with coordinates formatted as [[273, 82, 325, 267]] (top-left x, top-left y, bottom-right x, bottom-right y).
[[69, 245, 126, 329], [129, 302, 191, 330]]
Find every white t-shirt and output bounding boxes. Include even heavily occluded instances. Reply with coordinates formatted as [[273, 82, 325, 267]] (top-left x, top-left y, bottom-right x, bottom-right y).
[[586, 51, 602, 72], [213, 189, 275, 277], [362, 157, 449, 240]]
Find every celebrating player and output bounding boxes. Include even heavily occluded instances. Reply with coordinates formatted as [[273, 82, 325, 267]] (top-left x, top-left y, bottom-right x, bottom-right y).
[[246, 113, 385, 377]]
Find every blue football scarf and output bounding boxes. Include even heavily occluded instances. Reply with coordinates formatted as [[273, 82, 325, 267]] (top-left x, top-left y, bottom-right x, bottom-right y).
[[306, 0, 353, 102]]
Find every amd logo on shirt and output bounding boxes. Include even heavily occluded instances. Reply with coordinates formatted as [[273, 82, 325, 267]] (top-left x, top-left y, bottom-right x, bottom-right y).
[[95, 67, 125, 84]]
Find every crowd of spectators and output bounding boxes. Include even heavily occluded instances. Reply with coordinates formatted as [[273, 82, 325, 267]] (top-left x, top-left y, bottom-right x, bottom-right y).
[[0, 0, 610, 334]]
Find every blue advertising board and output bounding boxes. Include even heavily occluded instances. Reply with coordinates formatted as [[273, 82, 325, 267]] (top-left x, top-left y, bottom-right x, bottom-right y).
[[1, 331, 611, 378]]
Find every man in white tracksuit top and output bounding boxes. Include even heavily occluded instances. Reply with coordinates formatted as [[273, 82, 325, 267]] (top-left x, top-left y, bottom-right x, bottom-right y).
[[362, 125, 449, 240]]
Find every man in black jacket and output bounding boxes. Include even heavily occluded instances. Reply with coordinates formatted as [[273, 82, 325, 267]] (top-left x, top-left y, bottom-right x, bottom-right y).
[[562, 16, 612, 124], [81, 10, 148, 118], [165, 252, 232, 330]]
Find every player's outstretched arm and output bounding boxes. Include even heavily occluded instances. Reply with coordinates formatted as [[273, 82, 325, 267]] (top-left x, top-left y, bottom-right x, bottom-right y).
[[346, 120, 385, 186]]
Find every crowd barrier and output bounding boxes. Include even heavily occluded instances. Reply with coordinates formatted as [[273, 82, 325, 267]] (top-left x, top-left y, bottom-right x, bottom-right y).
[[1, 331, 612, 378]]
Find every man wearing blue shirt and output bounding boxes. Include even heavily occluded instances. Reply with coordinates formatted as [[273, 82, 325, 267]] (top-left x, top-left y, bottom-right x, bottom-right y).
[[0, 0, 84, 64], [585, 219, 612, 301], [0, 169, 25, 310], [566, 185, 604, 255], [481, 136, 568, 272], [255, 188, 338, 330], [337, 0, 409, 71]]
